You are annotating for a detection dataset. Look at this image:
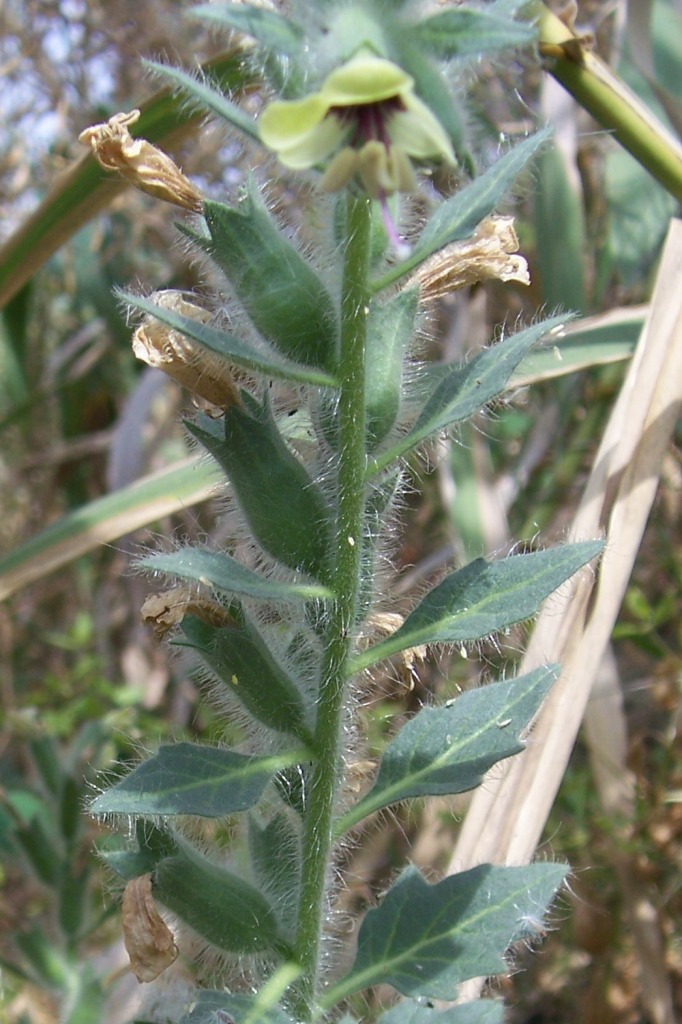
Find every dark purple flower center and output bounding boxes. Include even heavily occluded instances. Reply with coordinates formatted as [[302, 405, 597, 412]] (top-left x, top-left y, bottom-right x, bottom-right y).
[[329, 95, 406, 149]]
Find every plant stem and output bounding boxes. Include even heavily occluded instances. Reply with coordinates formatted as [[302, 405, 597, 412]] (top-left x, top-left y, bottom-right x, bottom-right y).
[[290, 194, 372, 1020], [525, 0, 682, 203]]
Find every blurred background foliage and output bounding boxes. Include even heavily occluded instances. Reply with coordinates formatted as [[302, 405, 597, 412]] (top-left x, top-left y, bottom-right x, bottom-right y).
[[0, 1, 680, 1023]]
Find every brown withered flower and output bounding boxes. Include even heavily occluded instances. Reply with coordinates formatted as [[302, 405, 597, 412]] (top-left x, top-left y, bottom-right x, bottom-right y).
[[409, 217, 530, 300], [79, 109, 203, 213], [122, 874, 178, 983], [132, 291, 243, 412]]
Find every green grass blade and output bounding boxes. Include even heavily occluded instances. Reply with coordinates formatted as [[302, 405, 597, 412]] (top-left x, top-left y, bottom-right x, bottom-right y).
[[0, 456, 221, 601], [0, 51, 254, 310]]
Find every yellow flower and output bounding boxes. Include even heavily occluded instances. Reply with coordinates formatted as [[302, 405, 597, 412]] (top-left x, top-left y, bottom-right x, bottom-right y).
[[259, 54, 455, 199]]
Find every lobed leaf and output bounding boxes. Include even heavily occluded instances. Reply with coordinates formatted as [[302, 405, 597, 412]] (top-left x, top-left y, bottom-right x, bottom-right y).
[[90, 742, 302, 818], [351, 541, 603, 672], [337, 666, 558, 832], [326, 862, 566, 1001]]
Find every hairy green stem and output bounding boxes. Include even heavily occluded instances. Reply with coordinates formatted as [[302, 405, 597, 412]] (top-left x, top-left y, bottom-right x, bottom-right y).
[[290, 194, 372, 1020]]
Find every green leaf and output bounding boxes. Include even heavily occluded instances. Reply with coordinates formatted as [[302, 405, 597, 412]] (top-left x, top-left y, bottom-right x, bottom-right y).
[[196, 191, 339, 372], [510, 313, 641, 387], [153, 844, 285, 954], [533, 146, 586, 312], [191, 3, 305, 55], [90, 742, 301, 817], [371, 128, 552, 292], [180, 613, 312, 741], [179, 991, 295, 1024], [123, 291, 338, 388], [378, 999, 504, 1024], [249, 813, 301, 932], [58, 866, 88, 939], [14, 927, 70, 990], [62, 971, 107, 1024], [144, 59, 260, 141], [189, 395, 333, 580], [365, 288, 418, 450], [14, 817, 60, 887], [337, 666, 558, 832], [351, 541, 603, 672], [414, 8, 536, 58], [140, 547, 333, 602], [370, 315, 568, 475], [325, 863, 566, 1001], [100, 822, 177, 880], [357, 469, 403, 622]]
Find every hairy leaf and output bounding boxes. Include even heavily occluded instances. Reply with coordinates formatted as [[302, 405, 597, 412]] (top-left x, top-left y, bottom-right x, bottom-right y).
[[352, 541, 603, 671], [153, 845, 285, 954], [371, 315, 568, 474], [122, 291, 338, 388], [181, 613, 312, 741], [189, 396, 333, 580], [372, 129, 551, 292], [338, 666, 558, 831], [139, 547, 333, 602], [191, 3, 305, 55], [327, 863, 566, 1001], [414, 8, 536, 58], [144, 59, 260, 141], [365, 288, 418, 450], [196, 192, 339, 372], [378, 999, 504, 1024], [90, 743, 301, 817], [179, 991, 295, 1024]]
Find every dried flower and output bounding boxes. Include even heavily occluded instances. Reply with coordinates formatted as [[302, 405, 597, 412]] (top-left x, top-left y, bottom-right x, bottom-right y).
[[132, 291, 243, 411], [122, 874, 178, 983], [408, 217, 530, 299], [79, 110, 203, 213], [141, 586, 238, 640]]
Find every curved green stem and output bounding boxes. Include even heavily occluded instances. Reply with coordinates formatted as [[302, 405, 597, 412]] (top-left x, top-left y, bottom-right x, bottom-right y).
[[289, 194, 372, 1021], [525, 0, 682, 203]]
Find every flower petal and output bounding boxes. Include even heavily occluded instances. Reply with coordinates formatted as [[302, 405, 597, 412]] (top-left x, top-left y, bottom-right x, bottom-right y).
[[390, 94, 456, 162], [259, 94, 330, 150], [278, 115, 348, 169], [321, 55, 413, 106]]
